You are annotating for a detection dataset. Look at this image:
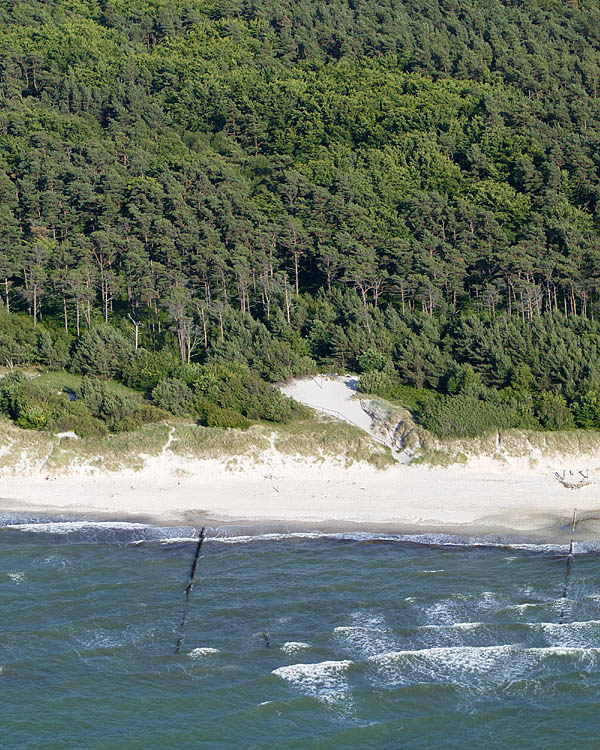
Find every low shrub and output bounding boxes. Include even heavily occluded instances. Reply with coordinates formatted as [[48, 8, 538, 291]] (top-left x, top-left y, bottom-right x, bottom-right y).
[[122, 349, 179, 392], [416, 394, 527, 438], [535, 391, 575, 430], [151, 378, 193, 415], [76, 377, 165, 432], [48, 398, 108, 437], [195, 399, 252, 429], [192, 362, 304, 423]]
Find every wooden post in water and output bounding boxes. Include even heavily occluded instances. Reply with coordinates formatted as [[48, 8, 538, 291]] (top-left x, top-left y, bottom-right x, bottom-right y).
[[559, 509, 577, 625], [175, 526, 206, 654]]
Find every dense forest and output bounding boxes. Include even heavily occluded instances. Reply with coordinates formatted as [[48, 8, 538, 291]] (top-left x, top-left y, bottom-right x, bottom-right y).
[[1, 0, 600, 438]]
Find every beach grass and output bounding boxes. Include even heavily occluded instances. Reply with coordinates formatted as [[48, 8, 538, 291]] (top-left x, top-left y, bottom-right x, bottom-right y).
[[274, 416, 395, 469], [0, 417, 55, 474], [170, 423, 271, 463], [3, 406, 600, 475], [47, 422, 172, 473]]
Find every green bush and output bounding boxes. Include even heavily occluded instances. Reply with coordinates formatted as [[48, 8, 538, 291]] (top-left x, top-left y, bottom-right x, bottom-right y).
[[0, 377, 68, 431], [16, 403, 50, 430], [572, 390, 600, 429], [358, 370, 395, 395], [206, 309, 316, 382], [36, 330, 70, 370], [122, 349, 179, 392], [195, 399, 252, 429], [49, 401, 108, 438], [192, 362, 303, 423], [416, 394, 525, 438], [0, 370, 28, 413], [151, 378, 193, 415], [444, 363, 483, 396], [76, 377, 165, 432], [358, 348, 392, 374], [535, 391, 575, 430], [358, 372, 440, 412], [0, 312, 37, 366]]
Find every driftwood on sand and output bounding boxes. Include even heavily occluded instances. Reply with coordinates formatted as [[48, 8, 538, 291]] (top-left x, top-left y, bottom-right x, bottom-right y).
[[555, 472, 591, 490]]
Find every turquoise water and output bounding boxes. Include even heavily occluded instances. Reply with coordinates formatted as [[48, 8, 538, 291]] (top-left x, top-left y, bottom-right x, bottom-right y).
[[2, 518, 600, 748]]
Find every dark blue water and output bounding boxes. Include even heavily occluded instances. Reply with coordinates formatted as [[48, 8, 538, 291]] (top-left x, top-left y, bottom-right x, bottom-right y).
[[1, 518, 600, 748]]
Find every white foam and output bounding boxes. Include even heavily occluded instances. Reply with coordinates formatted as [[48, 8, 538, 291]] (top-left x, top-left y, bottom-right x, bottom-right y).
[[452, 621, 484, 631], [75, 629, 126, 649], [334, 612, 398, 658], [7, 572, 25, 583], [281, 642, 311, 655], [536, 646, 600, 656], [421, 621, 485, 632], [159, 537, 198, 544], [424, 591, 502, 627], [372, 644, 513, 670], [5, 520, 599, 555], [272, 660, 354, 709], [188, 647, 221, 658], [538, 619, 600, 649], [334, 625, 397, 658], [423, 597, 465, 626], [368, 643, 600, 690], [33, 554, 73, 570], [4, 521, 150, 534], [422, 569, 444, 573], [211, 531, 324, 544], [508, 602, 541, 613]]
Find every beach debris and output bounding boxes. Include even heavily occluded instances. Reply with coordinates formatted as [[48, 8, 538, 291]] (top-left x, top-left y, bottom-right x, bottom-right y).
[[174, 526, 206, 654], [559, 509, 577, 625], [554, 471, 591, 489]]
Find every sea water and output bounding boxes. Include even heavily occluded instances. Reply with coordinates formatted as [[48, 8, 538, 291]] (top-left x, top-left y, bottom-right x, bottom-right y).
[[1, 516, 600, 748]]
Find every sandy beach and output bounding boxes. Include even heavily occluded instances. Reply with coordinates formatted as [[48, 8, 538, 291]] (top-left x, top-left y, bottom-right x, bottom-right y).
[[1, 447, 599, 541], [1, 377, 599, 541]]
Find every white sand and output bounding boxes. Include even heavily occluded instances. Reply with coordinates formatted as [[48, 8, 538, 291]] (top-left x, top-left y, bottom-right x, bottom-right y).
[[0, 446, 598, 539], [281, 375, 375, 436], [1, 376, 598, 539]]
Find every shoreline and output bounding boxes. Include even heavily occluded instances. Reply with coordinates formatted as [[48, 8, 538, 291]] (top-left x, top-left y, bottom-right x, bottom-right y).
[[0, 503, 590, 547], [1, 450, 599, 543]]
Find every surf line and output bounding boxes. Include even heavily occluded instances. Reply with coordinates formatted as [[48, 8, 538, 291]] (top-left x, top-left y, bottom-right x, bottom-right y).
[[559, 509, 577, 625], [175, 526, 206, 654]]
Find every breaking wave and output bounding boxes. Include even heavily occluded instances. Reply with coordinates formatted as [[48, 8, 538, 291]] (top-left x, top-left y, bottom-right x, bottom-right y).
[[272, 660, 355, 711], [3, 515, 600, 554]]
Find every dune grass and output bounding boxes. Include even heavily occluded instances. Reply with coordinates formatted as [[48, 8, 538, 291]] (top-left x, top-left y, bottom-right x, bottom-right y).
[[0, 417, 55, 473], [3, 400, 600, 474], [169, 424, 271, 463], [47, 422, 172, 472], [274, 416, 395, 469]]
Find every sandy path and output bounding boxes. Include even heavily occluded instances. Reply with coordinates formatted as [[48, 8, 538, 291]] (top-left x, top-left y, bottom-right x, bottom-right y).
[[281, 376, 373, 431]]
